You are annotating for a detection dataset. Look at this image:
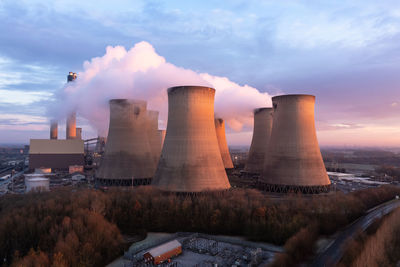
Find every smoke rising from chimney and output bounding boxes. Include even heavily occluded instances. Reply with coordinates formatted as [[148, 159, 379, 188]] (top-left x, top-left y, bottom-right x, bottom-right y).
[[50, 41, 272, 135]]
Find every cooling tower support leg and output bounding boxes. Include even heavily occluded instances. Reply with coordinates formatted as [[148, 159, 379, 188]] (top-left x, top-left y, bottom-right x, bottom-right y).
[[95, 178, 152, 187], [257, 182, 331, 194]]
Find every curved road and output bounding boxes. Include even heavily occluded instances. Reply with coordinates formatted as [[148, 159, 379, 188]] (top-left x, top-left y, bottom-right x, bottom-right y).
[[312, 198, 400, 267]]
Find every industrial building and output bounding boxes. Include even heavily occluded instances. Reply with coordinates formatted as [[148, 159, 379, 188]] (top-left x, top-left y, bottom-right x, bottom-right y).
[[29, 139, 84, 171], [244, 108, 273, 174], [152, 86, 231, 192], [260, 94, 331, 193], [96, 99, 157, 186], [214, 118, 234, 169], [143, 240, 182, 265]]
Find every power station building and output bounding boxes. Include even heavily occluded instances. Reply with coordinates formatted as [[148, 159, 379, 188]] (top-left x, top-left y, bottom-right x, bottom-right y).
[[29, 139, 84, 171], [152, 86, 231, 192], [214, 118, 234, 169], [96, 99, 157, 186], [244, 108, 273, 174], [260, 94, 331, 193]]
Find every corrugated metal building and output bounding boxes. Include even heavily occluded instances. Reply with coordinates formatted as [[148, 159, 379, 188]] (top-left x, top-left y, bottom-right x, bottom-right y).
[[143, 240, 182, 264], [29, 139, 84, 170]]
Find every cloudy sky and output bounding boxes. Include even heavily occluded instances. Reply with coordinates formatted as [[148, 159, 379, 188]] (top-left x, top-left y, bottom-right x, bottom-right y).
[[1, 0, 400, 146]]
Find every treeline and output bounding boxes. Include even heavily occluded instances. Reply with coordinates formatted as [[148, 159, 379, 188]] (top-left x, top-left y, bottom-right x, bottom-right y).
[[322, 149, 400, 166], [0, 189, 124, 266], [349, 207, 400, 267], [375, 165, 400, 181], [1, 186, 400, 266]]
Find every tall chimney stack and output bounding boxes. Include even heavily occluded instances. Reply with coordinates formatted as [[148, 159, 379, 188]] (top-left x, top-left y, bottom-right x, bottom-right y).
[[244, 108, 273, 174], [66, 113, 77, 139], [158, 130, 166, 150], [214, 118, 234, 169], [66, 72, 77, 140], [152, 86, 231, 192], [76, 127, 82, 140], [260, 95, 330, 193], [50, 120, 58, 140]]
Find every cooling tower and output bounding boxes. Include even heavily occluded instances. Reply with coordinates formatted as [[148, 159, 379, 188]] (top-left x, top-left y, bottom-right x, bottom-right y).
[[50, 120, 58, 140], [152, 86, 231, 192], [146, 110, 162, 164], [214, 118, 234, 169], [260, 94, 330, 193], [244, 108, 273, 174], [76, 128, 82, 139], [66, 112, 77, 139], [158, 130, 166, 150], [96, 99, 157, 186]]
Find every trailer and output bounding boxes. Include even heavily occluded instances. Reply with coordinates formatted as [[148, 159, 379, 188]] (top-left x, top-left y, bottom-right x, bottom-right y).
[[143, 240, 182, 265]]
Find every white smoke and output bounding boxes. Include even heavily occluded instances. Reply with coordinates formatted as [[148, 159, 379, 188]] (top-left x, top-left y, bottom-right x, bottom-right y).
[[51, 41, 272, 135]]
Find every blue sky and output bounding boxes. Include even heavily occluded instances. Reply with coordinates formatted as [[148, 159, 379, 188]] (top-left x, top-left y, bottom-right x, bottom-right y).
[[1, 0, 400, 146]]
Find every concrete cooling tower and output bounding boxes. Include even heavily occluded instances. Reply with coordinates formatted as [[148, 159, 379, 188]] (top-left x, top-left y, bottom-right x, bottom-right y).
[[158, 130, 166, 150], [244, 108, 273, 174], [50, 120, 58, 140], [96, 99, 157, 186], [152, 86, 231, 192], [146, 110, 162, 164], [214, 118, 234, 169], [260, 94, 330, 193]]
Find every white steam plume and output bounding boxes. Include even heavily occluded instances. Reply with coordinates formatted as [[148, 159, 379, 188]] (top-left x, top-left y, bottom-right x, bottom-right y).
[[50, 41, 272, 136]]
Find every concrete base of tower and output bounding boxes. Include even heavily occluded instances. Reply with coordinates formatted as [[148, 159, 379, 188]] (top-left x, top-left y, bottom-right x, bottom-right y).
[[257, 182, 331, 194], [95, 177, 152, 187]]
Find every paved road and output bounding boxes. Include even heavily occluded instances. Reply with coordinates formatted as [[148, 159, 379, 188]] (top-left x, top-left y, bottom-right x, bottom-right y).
[[312, 198, 400, 267]]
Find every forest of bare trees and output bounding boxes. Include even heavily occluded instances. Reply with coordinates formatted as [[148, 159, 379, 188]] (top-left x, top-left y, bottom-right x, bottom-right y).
[[1, 185, 400, 266]]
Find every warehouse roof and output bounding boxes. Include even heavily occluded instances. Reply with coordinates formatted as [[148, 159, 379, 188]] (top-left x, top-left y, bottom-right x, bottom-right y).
[[29, 139, 84, 154], [146, 240, 181, 257]]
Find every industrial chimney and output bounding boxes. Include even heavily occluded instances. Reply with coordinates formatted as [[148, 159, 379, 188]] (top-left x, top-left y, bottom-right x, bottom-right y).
[[66, 72, 77, 140], [152, 86, 231, 192], [50, 120, 58, 140], [260, 95, 330, 193], [96, 99, 157, 186], [214, 118, 234, 169], [244, 108, 273, 174], [66, 113, 77, 139], [76, 128, 82, 140]]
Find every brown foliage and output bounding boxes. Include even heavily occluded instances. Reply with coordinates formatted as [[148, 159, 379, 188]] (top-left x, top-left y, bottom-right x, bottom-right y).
[[1, 185, 400, 267]]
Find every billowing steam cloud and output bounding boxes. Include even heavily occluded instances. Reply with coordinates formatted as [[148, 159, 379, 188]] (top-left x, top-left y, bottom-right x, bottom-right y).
[[50, 41, 272, 135]]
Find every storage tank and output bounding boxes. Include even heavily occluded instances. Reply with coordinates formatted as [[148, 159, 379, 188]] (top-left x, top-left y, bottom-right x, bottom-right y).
[[152, 86, 231, 192], [244, 108, 273, 174], [50, 120, 58, 140], [96, 99, 157, 186], [260, 94, 330, 193], [214, 118, 234, 169], [25, 175, 49, 192]]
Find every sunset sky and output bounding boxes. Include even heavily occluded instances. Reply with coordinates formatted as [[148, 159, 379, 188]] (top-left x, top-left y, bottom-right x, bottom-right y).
[[1, 0, 400, 146]]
